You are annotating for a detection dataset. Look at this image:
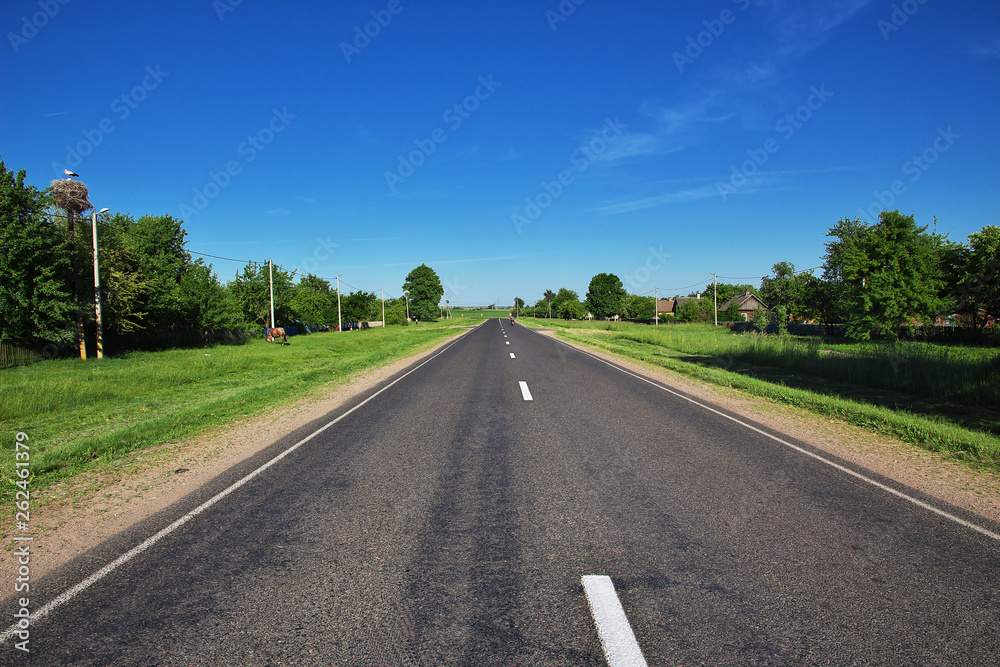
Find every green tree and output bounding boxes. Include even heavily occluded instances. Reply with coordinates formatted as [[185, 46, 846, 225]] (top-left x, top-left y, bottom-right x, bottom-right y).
[[714, 282, 759, 305], [675, 299, 703, 322], [585, 272, 626, 319], [341, 290, 379, 323], [0, 161, 76, 348], [841, 210, 946, 340], [558, 298, 585, 319], [92, 212, 149, 334], [819, 216, 867, 325], [179, 260, 236, 330], [550, 288, 580, 317], [229, 261, 296, 328], [954, 225, 1000, 330], [384, 296, 408, 326], [542, 289, 556, 318], [290, 274, 336, 326], [720, 302, 743, 322], [402, 264, 444, 321], [760, 261, 809, 324], [624, 294, 655, 319], [125, 214, 191, 331]]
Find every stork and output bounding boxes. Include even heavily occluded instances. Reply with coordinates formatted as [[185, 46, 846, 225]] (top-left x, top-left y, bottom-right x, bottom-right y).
[[64, 169, 79, 178]]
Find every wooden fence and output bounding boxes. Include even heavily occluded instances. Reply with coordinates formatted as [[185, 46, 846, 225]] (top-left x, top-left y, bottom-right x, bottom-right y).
[[0, 340, 39, 369]]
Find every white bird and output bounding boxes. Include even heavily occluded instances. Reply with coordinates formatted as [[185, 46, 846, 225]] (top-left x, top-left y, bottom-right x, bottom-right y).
[[64, 169, 79, 178]]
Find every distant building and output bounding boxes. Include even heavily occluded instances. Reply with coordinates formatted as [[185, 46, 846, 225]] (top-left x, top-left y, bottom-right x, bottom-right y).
[[718, 291, 768, 321]]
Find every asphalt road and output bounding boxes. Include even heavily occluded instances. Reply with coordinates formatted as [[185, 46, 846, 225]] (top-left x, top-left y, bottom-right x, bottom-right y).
[[5, 319, 1000, 665]]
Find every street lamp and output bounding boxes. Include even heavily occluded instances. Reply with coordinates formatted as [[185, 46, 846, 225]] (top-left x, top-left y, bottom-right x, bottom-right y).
[[91, 207, 110, 359], [337, 273, 344, 332]]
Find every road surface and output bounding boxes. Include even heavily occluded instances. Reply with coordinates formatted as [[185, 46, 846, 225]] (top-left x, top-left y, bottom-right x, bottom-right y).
[[5, 319, 999, 665]]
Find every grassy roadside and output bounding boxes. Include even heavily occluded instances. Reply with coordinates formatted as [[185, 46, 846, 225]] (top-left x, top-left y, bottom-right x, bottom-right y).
[[523, 318, 1000, 471], [1, 324, 468, 513]]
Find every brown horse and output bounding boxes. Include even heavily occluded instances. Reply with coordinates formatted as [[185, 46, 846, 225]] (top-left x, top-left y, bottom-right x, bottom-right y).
[[265, 327, 288, 344]]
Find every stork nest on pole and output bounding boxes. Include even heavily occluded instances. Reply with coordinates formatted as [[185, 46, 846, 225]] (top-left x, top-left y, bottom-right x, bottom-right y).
[[51, 179, 92, 214]]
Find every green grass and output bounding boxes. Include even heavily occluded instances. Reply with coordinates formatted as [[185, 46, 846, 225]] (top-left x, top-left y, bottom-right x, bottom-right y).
[[0, 326, 462, 510], [449, 308, 510, 319], [521, 318, 1000, 469]]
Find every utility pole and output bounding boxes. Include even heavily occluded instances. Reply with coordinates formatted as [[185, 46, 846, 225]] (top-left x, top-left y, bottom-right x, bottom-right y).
[[91, 207, 109, 358], [711, 272, 718, 326], [268, 259, 275, 331], [337, 273, 344, 332], [382, 288, 385, 328], [655, 286, 658, 325]]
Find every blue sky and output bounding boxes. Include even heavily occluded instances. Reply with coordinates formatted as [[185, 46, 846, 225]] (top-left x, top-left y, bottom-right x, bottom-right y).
[[2, 0, 998, 306]]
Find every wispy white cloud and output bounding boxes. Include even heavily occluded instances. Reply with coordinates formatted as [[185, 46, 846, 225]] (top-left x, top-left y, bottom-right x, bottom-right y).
[[596, 165, 858, 214], [760, 0, 878, 57], [594, 186, 722, 214], [971, 37, 1000, 59]]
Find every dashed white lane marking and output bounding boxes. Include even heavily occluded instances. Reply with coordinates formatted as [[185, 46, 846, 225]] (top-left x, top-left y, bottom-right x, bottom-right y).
[[582, 575, 648, 667], [519, 381, 533, 401], [505, 341, 510, 345], [536, 330, 1000, 543], [510, 353, 516, 359], [0, 329, 476, 646]]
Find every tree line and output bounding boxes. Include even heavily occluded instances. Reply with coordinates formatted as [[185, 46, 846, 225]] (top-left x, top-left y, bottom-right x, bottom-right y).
[[522, 210, 998, 341], [0, 161, 445, 353]]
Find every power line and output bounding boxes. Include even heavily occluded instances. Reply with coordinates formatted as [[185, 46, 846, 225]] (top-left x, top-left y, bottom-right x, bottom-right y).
[[188, 250, 255, 263]]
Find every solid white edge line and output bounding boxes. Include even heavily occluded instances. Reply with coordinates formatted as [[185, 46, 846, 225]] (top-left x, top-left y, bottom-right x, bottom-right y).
[[519, 381, 533, 401], [527, 327, 1000, 543], [0, 324, 479, 645], [582, 575, 648, 667]]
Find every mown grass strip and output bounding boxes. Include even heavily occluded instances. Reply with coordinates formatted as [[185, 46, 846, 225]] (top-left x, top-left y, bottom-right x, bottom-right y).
[[556, 329, 1000, 470], [0, 325, 465, 511]]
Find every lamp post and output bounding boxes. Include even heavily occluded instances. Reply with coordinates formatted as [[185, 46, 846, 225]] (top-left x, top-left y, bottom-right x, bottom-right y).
[[337, 273, 344, 332], [268, 259, 275, 330], [91, 207, 110, 358], [711, 272, 718, 326]]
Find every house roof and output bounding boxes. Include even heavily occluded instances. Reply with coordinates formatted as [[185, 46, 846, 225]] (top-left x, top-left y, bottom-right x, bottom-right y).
[[655, 299, 675, 313], [719, 292, 767, 311]]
